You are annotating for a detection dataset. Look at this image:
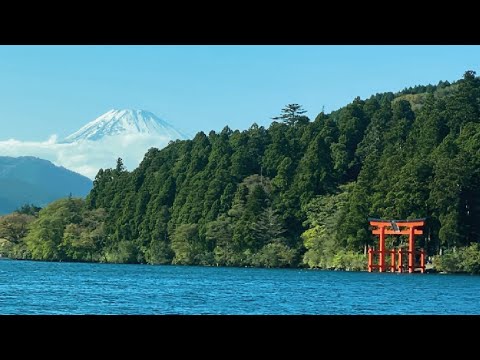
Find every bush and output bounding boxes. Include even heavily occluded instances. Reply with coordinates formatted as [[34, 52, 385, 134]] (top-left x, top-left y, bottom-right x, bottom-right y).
[[331, 250, 367, 271], [104, 241, 138, 263], [1, 240, 31, 259], [144, 240, 174, 265], [434, 244, 480, 274], [251, 243, 297, 268]]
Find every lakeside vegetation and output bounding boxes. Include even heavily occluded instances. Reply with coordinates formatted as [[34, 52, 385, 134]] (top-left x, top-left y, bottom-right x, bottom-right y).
[[1, 71, 480, 273]]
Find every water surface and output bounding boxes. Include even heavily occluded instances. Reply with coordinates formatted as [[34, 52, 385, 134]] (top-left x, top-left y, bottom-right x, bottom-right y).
[[0, 259, 479, 314]]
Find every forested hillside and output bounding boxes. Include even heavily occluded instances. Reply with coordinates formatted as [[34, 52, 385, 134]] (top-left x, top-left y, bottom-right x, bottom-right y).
[[2, 71, 479, 272]]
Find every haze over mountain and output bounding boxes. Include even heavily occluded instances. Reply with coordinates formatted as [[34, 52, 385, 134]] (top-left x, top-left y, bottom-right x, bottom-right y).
[[0, 156, 92, 214], [0, 109, 189, 179]]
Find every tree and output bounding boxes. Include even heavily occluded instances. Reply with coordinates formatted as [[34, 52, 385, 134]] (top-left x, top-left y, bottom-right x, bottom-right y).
[[302, 225, 336, 268], [207, 216, 236, 266], [171, 224, 202, 265], [115, 157, 126, 173], [301, 183, 353, 268], [45, 71, 479, 270], [145, 239, 173, 264], [292, 133, 334, 206], [245, 184, 269, 218], [26, 216, 65, 261], [251, 207, 287, 247], [330, 99, 367, 181], [22, 198, 107, 262], [0, 213, 35, 244], [62, 223, 93, 260], [251, 243, 296, 268], [272, 104, 308, 126], [15, 204, 42, 216]]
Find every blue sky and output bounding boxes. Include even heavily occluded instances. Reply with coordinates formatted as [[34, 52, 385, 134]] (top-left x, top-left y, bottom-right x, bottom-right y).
[[0, 45, 479, 141]]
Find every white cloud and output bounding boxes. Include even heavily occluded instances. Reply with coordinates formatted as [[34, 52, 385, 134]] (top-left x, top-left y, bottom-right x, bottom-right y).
[[0, 134, 173, 179]]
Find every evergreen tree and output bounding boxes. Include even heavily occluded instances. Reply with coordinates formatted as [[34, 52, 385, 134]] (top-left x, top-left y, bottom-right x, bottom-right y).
[[272, 104, 308, 126], [7, 73, 479, 272]]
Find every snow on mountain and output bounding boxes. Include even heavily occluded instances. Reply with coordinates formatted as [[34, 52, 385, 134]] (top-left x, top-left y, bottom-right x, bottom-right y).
[[63, 109, 188, 143], [0, 109, 190, 180]]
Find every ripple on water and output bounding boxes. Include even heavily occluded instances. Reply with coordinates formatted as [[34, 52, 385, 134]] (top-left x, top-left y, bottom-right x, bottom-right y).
[[1, 260, 480, 314]]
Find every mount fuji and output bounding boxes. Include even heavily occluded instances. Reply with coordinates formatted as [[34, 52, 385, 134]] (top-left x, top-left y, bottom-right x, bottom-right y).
[[0, 109, 190, 196], [63, 109, 188, 143], [49, 109, 190, 178]]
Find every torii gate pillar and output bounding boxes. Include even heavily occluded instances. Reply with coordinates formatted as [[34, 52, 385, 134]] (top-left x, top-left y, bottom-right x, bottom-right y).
[[368, 218, 426, 274]]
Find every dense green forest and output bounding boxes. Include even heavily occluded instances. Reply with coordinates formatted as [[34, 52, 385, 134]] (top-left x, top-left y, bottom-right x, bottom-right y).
[[1, 71, 480, 272]]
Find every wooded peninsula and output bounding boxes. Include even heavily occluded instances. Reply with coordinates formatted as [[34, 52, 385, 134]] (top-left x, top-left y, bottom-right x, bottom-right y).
[[1, 71, 479, 273]]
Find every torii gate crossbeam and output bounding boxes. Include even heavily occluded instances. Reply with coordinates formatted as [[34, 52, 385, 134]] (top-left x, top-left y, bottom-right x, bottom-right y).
[[368, 218, 426, 274]]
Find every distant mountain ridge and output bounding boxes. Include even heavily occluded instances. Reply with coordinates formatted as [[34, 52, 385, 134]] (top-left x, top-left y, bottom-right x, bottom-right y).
[[0, 109, 189, 181], [63, 109, 188, 143], [0, 156, 92, 214]]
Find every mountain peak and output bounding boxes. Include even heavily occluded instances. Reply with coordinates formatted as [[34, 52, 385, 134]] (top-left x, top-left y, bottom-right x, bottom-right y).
[[63, 109, 188, 143]]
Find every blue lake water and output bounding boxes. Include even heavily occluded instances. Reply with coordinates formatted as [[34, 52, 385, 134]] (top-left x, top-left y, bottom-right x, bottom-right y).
[[0, 259, 479, 314]]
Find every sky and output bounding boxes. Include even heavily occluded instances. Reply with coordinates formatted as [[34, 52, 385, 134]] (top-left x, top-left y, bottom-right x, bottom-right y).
[[1, 45, 479, 140], [0, 45, 479, 178]]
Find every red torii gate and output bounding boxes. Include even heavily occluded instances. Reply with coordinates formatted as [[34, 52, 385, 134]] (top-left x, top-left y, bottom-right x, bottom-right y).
[[368, 218, 426, 274]]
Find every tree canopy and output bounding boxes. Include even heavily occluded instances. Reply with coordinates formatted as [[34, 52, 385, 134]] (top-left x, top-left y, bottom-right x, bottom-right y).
[[2, 71, 480, 272]]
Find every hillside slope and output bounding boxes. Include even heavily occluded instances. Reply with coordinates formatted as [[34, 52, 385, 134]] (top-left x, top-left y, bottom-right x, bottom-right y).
[[8, 71, 480, 269], [0, 156, 92, 214]]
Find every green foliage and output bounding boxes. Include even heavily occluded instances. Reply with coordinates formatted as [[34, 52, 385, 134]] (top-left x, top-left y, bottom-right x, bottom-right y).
[[0, 211, 36, 259], [272, 104, 308, 126], [105, 240, 138, 263], [435, 244, 480, 274], [251, 243, 297, 268], [144, 239, 174, 264], [302, 225, 336, 268], [331, 250, 367, 271], [5, 72, 480, 271], [301, 183, 356, 268], [171, 223, 211, 265], [0, 213, 35, 244], [15, 204, 42, 216], [19, 198, 107, 262]]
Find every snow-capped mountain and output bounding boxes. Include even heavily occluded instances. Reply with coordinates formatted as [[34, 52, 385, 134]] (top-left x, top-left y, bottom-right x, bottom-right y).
[[63, 109, 188, 143], [0, 109, 190, 180]]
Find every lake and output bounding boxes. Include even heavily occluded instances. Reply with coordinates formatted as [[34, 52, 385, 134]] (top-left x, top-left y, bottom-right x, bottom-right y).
[[0, 259, 479, 314]]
